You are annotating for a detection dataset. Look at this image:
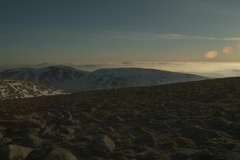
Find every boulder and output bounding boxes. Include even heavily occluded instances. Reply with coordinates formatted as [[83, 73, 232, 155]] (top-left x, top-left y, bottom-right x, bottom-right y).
[[59, 127, 75, 135], [24, 128, 41, 135], [87, 156, 103, 160], [106, 115, 124, 123], [226, 145, 240, 160], [175, 137, 196, 148], [170, 148, 198, 160], [208, 117, 230, 129], [63, 111, 73, 120], [45, 148, 77, 160], [181, 126, 217, 145], [21, 134, 43, 148], [192, 150, 212, 160], [2, 144, 33, 159], [149, 121, 171, 131], [28, 118, 47, 128], [118, 155, 129, 160], [0, 138, 12, 147], [93, 135, 115, 154], [133, 133, 158, 145]]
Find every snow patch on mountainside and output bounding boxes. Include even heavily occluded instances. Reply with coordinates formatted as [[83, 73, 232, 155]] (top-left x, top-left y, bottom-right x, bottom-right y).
[[0, 78, 68, 100]]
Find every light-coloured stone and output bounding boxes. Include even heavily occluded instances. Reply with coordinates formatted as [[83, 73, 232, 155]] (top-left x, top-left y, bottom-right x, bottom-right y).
[[45, 148, 77, 160], [22, 134, 42, 148], [2, 144, 33, 159], [93, 135, 115, 154]]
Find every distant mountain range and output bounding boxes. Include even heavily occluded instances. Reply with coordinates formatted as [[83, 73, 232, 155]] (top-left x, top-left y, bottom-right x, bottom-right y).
[[0, 65, 208, 93], [0, 77, 68, 100]]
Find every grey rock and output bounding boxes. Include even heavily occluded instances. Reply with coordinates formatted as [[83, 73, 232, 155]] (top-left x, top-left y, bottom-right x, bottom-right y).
[[74, 119, 80, 124], [0, 138, 12, 147], [119, 127, 139, 135], [56, 111, 65, 118], [87, 156, 103, 160], [28, 118, 47, 128], [170, 148, 198, 160], [133, 133, 158, 146], [135, 151, 171, 160], [226, 145, 240, 160], [58, 133, 74, 140], [192, 150, 212, 160], [149, 121, 171, 131], [45, 124, 56, 130], [25, 149, 46, 160], [227, 153, 240, 160], [2, 144, 33, 159], [41, 127, 54, 136], [30, 111, 41, 118], [106, 115, 124, 123], [118, 155, 129, 160], [60, 119, 74, 125], [93, 135, 115, 154], [175, 137, 196, 148], [24, 128, 41, 135], [104, 126, 115, 133], [0, 126, 6, 131], [11, 114, 25, 120], [160, 141, 178, 152], [22, 134, 43, 148], [59, 128, 75, 135], [181, 126, 218, 145], [134, 133, 158, 145], [120, 149, 135, 159], [63, 111, 73, 120], [208, 117, 230, 129], [45, 148, 77, 160]]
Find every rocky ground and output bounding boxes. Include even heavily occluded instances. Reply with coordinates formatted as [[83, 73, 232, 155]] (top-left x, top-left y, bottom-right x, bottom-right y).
[[1, 77, 240, 160]]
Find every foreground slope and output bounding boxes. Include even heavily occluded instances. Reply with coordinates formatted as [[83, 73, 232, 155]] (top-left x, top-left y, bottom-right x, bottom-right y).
[[0, 66, 208, 92], [1, 77, 240, 159], [0, 78, 68, 100]]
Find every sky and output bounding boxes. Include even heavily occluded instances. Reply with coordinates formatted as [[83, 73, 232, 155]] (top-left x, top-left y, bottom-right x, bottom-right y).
[[1, 0, 240, 65]]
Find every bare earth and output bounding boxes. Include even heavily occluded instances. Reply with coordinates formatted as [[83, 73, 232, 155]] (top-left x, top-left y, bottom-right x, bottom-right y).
[[1, 77, 240, 160]]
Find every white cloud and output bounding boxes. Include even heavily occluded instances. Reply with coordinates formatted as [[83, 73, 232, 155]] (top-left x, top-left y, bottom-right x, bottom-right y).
[[96, 30, 240, 41]]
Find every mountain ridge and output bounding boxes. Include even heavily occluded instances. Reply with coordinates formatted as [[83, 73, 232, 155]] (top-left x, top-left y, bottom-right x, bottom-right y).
[[0, 65, 209, 92]]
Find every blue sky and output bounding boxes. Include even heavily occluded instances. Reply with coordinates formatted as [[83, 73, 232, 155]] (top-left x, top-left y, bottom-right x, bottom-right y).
[[1, 0, 240, 64]]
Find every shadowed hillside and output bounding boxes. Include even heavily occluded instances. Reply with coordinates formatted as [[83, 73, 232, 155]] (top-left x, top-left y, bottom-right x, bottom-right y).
[[1, 77, 240, 159]]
